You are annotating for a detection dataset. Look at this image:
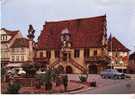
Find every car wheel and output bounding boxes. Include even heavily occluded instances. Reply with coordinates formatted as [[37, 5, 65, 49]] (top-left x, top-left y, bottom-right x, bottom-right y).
[[121, 75, 125, 79], [117, 75, 120, 79], [108, 76, 111, 79], [113, 75, 118, 79]]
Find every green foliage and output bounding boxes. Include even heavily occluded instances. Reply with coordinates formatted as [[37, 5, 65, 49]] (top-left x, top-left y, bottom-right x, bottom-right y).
[[22, 62, 39, 77], [6, 82, 21, 94], [38, 69, 55, 91], [79, 75, 87, 83]]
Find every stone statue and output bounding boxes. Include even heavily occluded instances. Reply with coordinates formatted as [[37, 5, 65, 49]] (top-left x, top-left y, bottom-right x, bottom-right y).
[[27, 24, 35, 39], [28, 24, 35, 36]]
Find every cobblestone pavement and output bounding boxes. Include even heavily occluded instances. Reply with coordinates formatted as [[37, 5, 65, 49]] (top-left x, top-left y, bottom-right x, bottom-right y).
[[18, 81, 88, 94], [1, 74, 135, 94], [67, 74, 135, 94]]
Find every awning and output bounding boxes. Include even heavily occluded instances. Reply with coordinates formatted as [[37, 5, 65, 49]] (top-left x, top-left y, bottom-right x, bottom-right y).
[[6, 63, 23, 68]]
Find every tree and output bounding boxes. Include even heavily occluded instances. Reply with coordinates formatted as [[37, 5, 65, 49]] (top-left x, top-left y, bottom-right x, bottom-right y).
[[79, 74, 88, 83], [22, 62, 39, 77], [39, 69, 54, 91]]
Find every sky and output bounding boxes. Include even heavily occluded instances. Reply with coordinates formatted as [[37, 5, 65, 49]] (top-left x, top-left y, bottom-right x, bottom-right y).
[[1, 0, 135, 52]]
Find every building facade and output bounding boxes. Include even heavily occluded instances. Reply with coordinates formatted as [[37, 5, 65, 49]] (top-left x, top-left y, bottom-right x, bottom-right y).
[[108, 36, 130, 73], [1, 16, 130, 74], [35, 15, 110, 74], [0, 28, 22, 67], [9, 38, 30, 63], [128, 52, 135, 73], [6, 25, 36, 68]]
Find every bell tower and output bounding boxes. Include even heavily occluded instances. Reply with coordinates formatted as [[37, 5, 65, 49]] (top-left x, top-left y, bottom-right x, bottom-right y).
[[27, 24, 35, 62], [60, 28, 71, 62]]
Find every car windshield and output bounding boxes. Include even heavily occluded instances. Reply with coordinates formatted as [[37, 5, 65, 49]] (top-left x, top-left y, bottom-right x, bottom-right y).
[[105, 69, 118, 73], [111, 69, 119, 73]]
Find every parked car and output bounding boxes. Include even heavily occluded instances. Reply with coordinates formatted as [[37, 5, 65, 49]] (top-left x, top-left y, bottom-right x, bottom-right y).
[[100, 69, 125, 79]]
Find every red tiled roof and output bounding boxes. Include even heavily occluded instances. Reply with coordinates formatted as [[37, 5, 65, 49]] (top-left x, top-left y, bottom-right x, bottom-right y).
[[1, 28, 19, 34], [1, 28, 19, 43], [108, 37, 130, 52], [38, 15, 107, 49], [10, 38, 29, 48]]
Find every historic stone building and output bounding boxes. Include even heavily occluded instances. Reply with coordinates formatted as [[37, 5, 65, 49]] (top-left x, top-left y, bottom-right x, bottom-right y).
[[0, 28, 22, 67], [35, 15, 110, 74], [108, 36, 130, 73], [1, 15, 130, 74]]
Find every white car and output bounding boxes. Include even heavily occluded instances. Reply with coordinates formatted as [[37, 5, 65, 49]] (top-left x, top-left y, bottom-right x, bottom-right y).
[[100, 69, 125, 79]]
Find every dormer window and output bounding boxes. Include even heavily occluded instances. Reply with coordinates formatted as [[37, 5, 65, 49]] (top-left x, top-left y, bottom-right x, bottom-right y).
[[61, 28, 69, 34]]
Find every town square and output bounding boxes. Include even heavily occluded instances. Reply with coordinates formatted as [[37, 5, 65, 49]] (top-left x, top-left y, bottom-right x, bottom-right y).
[[0, 0, 135, 95]]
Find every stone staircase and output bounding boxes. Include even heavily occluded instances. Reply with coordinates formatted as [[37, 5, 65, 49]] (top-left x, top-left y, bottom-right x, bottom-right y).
[[69, 58, 86, 73], [49, 58, 86, 73], [50, 59, 60, 68]]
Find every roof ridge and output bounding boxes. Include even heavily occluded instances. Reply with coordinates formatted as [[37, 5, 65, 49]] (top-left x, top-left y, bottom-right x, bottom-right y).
[[108, 36, 130, 51], [10, 37, 29, 48], [38, 15, 106, 49], [112, 37, 128, 49], [45, 15, 106, 23], [1, 28, 19, 33], [16, 37, 28, 40]]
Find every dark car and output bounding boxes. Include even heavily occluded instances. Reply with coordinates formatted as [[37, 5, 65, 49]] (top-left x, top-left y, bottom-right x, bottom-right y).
[[100, 69, 125, 79]]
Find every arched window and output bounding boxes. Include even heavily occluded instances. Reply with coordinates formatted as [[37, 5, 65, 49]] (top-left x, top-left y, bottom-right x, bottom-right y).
[[66, 65, 73, 74]]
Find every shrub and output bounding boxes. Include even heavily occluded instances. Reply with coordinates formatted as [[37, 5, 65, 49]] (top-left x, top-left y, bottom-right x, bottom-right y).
[[79, 75, 87, 83], [39, 69, 54, 91], [22, 63, 39, 77], [6, 82, 21, 94]]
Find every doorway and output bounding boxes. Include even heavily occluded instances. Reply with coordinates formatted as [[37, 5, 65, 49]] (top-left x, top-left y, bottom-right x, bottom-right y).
[[88, 65, 97, 74], [66, 66, 73, 74]]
